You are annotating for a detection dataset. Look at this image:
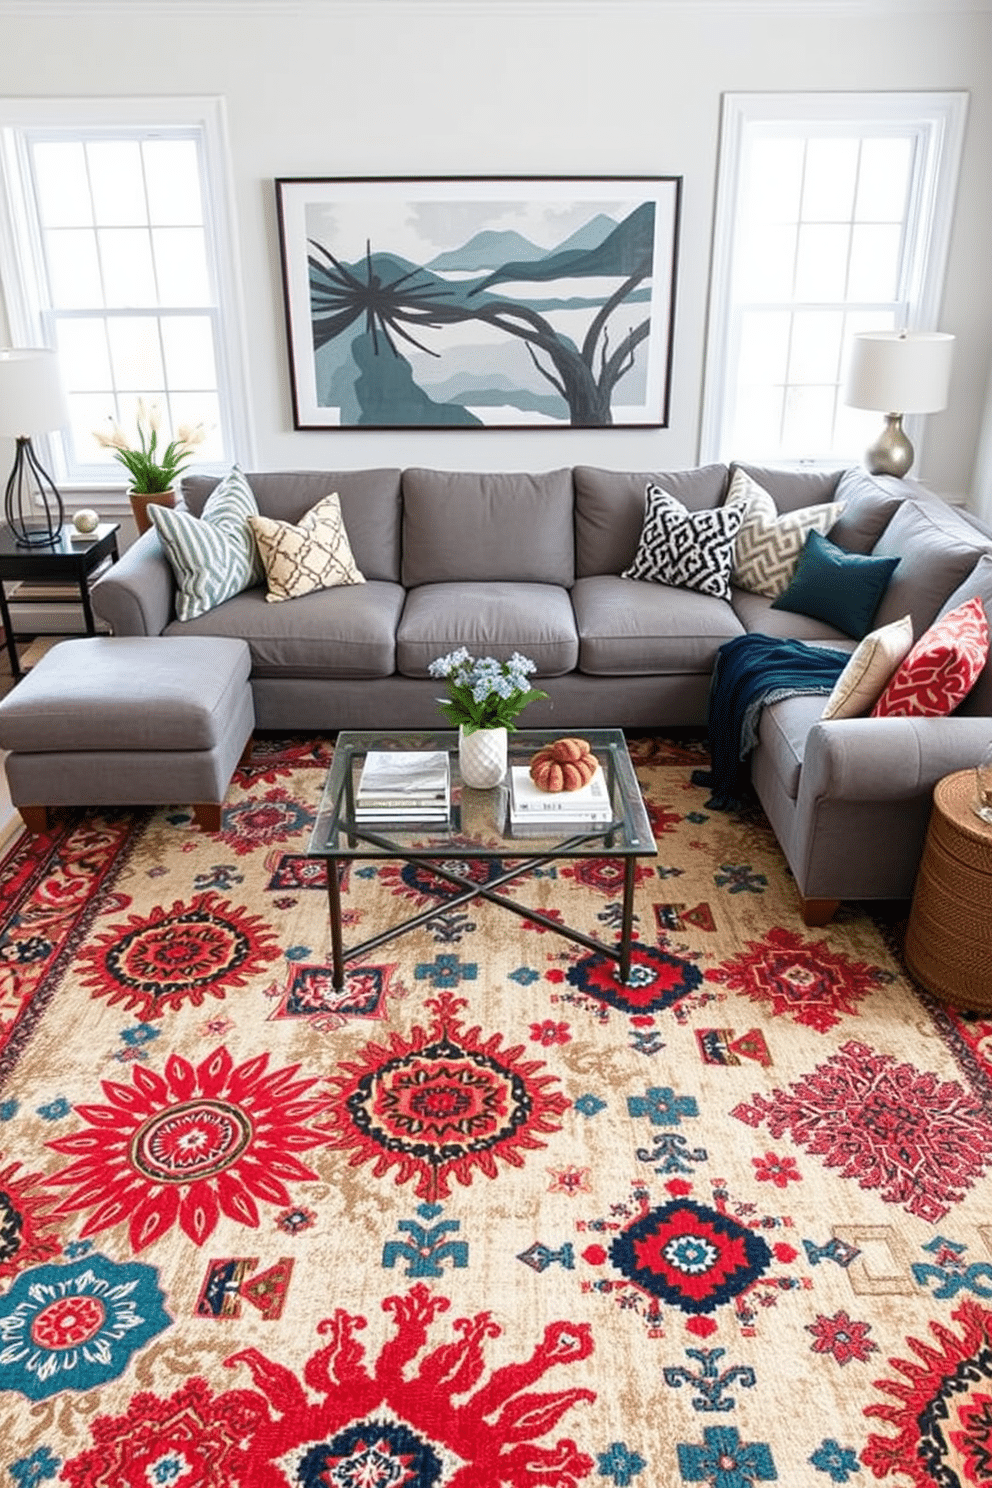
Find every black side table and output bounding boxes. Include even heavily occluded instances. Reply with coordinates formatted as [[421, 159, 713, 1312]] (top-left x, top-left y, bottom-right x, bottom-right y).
[[0, 522, 120, 678]]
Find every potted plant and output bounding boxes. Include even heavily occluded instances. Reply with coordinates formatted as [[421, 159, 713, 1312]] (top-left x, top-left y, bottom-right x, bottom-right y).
[[428, 649, 547, 788], [94, 400, 206, 535]]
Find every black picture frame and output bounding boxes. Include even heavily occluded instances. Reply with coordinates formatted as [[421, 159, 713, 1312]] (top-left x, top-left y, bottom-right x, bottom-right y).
[[275, 175, 682, 431]]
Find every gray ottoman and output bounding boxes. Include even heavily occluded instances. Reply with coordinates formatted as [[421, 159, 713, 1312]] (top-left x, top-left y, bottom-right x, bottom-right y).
[[0, 636, 255, 833]]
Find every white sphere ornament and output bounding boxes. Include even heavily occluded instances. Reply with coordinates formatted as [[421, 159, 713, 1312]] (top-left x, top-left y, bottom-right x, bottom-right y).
[[73, 509, 99, 533]]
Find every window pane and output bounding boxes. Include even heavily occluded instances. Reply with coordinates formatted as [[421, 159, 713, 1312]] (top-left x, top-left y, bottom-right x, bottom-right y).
[[99, 227, 158, 305], [735, 224, 798, 300], [781, 384, 835, 456], [855, 138, 914, 221], [847, 223, 903, 300], [788, 310, 844, 383], [794, 224, 850, 301], [745, 138, 804, 223], [152, 228, 211, 305], [107, 316, 165, 390], [731, 381, 784, 455], [171, 390, 223, 460], [144, 139, 203, 225], [86, 139, 146, 226], [31, 142, 92, 227], [71, 391, 124, 467], [801, 138, 859, 221], [161, 315, 217, 389], [45, 227, 104, 308], [738, 310, 791, 386], [54, 317, 113, 390]]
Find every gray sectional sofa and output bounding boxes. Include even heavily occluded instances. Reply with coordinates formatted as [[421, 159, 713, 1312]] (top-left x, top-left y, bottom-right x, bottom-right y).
[[91, 462, 992, 920]]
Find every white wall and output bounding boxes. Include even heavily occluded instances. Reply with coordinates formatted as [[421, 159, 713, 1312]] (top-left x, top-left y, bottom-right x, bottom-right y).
[[1, 0, 990, 505]]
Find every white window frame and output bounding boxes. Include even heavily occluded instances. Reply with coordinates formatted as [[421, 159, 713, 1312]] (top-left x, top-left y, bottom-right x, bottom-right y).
[[701, 91, 968, 469], [0, 95, 254, 495]]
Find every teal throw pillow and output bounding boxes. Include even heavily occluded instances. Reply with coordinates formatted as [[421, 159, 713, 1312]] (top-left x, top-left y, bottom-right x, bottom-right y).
[[150, 466, 265, 622], [770, 529, 899, 640]]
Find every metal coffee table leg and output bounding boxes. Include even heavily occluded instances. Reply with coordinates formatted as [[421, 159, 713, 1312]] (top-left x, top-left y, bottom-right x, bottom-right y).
[[326, 857, 346, 990]]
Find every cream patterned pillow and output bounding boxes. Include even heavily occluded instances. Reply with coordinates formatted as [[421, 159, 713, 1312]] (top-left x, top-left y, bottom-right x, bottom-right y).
[[821, 615, 914, 720], [726, 468, 844, 599], [248, 493, 365, 603]]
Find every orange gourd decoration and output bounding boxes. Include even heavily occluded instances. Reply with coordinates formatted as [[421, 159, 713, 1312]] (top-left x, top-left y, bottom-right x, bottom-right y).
[[529, 737, 598, 792]]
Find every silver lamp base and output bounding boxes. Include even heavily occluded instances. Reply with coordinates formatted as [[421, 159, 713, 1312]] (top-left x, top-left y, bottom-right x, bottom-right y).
[[864, 413, 915, 478]]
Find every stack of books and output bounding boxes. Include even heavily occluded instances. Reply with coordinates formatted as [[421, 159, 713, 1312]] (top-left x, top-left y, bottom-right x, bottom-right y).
[[354, 750, 451, 824], [508, 762, 615, 835]]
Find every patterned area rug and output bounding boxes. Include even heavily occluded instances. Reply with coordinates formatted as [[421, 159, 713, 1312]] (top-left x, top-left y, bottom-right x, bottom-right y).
[[0, 735, 990, 1487]]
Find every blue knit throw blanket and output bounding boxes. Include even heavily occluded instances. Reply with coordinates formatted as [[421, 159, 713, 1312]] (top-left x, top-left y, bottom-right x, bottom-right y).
[[691, 633, 849, 810]]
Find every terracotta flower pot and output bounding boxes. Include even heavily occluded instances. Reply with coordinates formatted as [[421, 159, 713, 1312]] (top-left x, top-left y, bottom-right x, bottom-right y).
[[130, 488, 176, 536]]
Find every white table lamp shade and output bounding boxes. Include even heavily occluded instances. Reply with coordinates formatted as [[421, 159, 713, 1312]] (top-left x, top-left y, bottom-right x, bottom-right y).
[[845, 331, 955, 415], [0, 348, 69, 436]]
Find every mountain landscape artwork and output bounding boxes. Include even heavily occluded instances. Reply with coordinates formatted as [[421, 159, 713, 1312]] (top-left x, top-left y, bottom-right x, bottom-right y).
[[276, 177, 682, 429]]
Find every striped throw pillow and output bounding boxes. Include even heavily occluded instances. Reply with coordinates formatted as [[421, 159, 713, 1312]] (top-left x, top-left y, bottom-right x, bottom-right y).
[[150, 466, 265, 621]]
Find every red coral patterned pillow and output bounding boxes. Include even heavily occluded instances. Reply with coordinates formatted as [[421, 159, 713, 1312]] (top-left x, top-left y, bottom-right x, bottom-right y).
[[870, 596, 990, 717]]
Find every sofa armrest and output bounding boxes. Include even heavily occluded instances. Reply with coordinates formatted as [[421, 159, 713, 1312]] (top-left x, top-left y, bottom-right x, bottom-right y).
[[799, 716, 992, 806], [91, 530, 175, 637]]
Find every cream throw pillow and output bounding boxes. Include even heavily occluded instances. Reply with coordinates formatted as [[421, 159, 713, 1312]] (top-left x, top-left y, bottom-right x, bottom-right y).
[[726, 468, 844, 599], [248, 493, 365, 603], [821, 614, 915, 720]]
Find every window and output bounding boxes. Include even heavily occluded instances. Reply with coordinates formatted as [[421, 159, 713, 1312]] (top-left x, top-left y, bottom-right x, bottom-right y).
[[702, 92, 967, 468], [0, 97, 252, 487]]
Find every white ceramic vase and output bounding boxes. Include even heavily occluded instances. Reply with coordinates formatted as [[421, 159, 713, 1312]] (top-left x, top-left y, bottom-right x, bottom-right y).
[[458, 725, 507, 789]]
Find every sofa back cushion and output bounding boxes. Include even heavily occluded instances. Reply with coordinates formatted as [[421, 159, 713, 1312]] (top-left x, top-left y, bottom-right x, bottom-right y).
[[181, 469, 403, 583], [869, 497, 992, 637], [573, 464, 729, 577], [729, 462, 844, 514], [827, 468, 904, 552], [401, 468, 574, 587]]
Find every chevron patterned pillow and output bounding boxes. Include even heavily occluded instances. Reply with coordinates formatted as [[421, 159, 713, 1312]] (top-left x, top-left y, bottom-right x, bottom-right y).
[[623, 483, 746, 599], [248, 493, 365, 603], [725, 468, 844, 598], [150, 465, 265, 621], [871, 597, 990, 718]]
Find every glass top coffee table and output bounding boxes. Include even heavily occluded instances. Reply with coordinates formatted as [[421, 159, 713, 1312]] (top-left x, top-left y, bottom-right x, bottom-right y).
[[308, 728, 657, 990]]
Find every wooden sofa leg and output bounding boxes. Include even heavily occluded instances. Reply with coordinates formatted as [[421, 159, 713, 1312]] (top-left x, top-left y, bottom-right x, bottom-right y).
[[18, 805, 49, 833], [192, 803, 222, 832], [800, 896, 840, 927], [239, 735, 253, 766]]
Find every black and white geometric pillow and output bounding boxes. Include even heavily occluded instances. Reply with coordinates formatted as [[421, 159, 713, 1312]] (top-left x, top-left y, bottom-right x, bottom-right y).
[[622, 483, 747, 599]]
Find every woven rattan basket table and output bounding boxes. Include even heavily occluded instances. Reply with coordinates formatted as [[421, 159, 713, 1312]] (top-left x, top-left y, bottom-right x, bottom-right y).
[[905, 769, 992, 1011]]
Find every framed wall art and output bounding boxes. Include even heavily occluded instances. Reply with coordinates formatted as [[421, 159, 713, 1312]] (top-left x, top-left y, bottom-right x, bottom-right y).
[[275, 175, 682, 431]]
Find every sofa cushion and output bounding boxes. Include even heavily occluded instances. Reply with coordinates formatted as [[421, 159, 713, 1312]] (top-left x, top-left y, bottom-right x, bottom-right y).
[[249, 494, 365, 602], [821, 615, 915, 720], [724, 468, 843, 598], [572, 575, 744, 675], [573, 464, 729, 577], [826, 469, 903, 553], [623, 483, 746, 599], [869, 498, 991, 636], [731, 588, 856, 646], [871, 597, 990, 718], [182, 469, 403, 583], [400, 469, 574, 588], [150, 465, 265, 622], [934, 552, 992, 716], [771, 531, 899, 640], [165, 580, 405, 679], [396, 582, 578, 678]]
